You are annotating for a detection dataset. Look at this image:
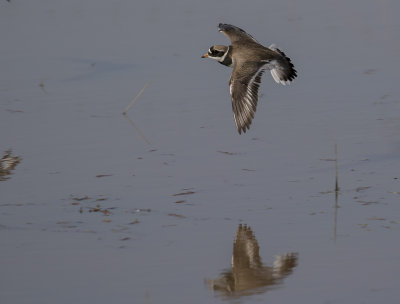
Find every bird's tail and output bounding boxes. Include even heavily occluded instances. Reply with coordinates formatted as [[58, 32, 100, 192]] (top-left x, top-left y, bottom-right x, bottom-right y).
[[268, 44, 297, 85]]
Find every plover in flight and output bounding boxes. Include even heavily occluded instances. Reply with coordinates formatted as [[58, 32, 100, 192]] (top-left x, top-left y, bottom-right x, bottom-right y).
[[202, 23, 297, 134]]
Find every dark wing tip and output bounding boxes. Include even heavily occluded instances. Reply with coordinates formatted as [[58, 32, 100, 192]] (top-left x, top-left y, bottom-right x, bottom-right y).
[[218, 23, 244, 33], [233, 103, 256, 135], [218, 23, 228, 31], [218, 23, 257, 43], [237, 125, 248, 135]]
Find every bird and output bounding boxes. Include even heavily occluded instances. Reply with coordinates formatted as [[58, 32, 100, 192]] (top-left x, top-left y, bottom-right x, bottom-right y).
[[202, 23, 297, 134]]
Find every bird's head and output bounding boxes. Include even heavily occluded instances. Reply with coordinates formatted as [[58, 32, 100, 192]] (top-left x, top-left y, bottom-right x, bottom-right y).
[[201, 45, 229, 63]]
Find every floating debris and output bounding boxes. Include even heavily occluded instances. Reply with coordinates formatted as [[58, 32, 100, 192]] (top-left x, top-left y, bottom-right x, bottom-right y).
[[72, 195, 90, 201], [357, 200, 379, 206], [6, 109, 24, 113], [96, 174, 113, 178], [57, 221, 79, 229], [172, 191, 195, 196], [356, 186, 371, 192], [217, 150, 237, 155], [168, 213, 185, 219], [363, 68, 377, 75], [134, 208, 151, 213], [56, 221, 69, 225], [39, 81, 47, 93], [95, 197, 108, 201], [88, 205, 113, 215], [367, 217, 386, 221]]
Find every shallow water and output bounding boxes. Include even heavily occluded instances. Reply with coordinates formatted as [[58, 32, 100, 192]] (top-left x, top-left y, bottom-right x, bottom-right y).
[[1, 0, 400, 303]]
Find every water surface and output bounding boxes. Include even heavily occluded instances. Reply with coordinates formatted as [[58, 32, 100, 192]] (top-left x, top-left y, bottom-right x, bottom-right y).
[[1, 1, 400, 303]]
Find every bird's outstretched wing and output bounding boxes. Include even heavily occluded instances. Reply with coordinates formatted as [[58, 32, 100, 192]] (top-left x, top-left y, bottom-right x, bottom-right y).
[[229, 62, 266, 134]]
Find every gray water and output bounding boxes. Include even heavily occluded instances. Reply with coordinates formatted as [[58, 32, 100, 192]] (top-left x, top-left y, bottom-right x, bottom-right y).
[[1, 0, 400, 303]]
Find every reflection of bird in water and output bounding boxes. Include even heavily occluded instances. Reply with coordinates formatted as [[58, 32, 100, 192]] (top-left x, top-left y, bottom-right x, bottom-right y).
[[0, 150, 21, 181], [207, 224, 298, 297]]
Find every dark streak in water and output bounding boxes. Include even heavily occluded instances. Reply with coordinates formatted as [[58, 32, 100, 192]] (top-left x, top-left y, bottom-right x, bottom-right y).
[[168, 213, 185, 219], [172, 191, 195, 196], [217, 150, 238, 155]]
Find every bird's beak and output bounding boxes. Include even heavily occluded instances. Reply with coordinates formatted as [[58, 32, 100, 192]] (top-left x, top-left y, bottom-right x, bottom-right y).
[[201, 53, 209, 58]]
